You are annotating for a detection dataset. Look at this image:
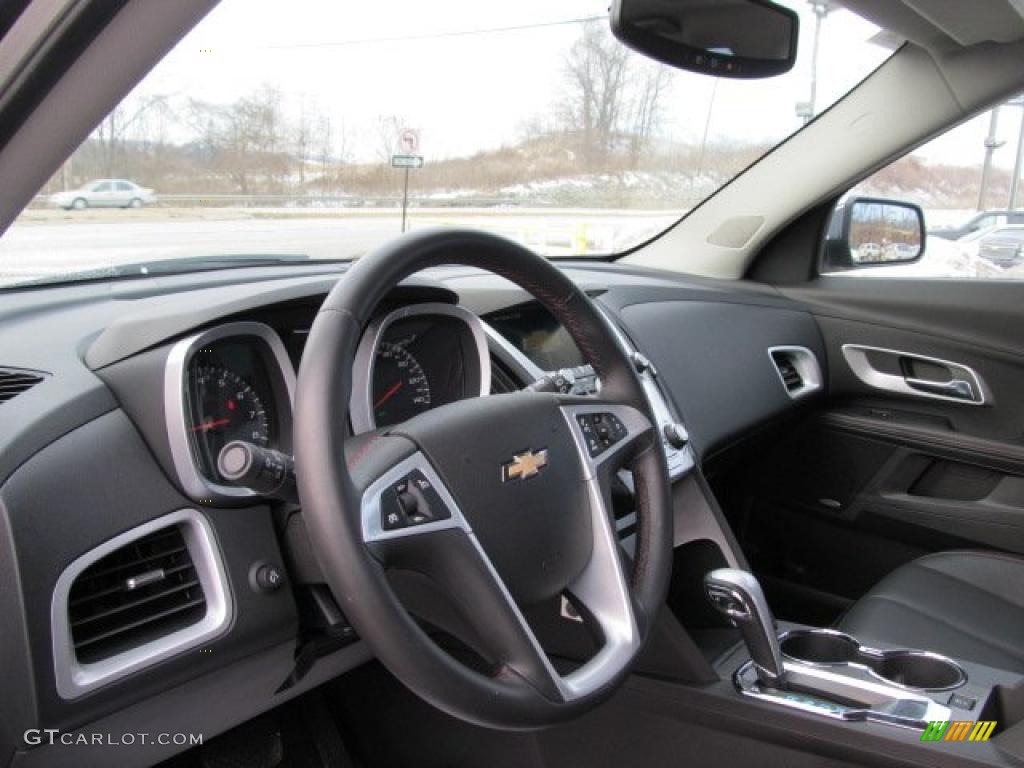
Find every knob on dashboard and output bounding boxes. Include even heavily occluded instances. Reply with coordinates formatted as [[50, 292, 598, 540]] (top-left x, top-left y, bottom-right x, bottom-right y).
[[663, 422, 689, 449], [629, 351, 656, 375]]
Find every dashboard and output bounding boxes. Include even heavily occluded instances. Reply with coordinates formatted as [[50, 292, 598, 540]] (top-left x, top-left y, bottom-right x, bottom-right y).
[[0, 260, 825, 766]]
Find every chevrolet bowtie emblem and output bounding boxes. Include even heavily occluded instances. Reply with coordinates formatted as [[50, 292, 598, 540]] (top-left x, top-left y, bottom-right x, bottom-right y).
[[501, 449, 549, 482]]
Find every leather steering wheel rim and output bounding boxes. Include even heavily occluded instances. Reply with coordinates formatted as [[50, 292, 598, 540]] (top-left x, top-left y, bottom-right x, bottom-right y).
[[294, 228, 673, 729]]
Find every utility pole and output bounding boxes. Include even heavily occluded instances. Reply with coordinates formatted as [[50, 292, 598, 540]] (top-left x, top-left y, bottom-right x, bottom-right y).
[[797, 1, 835, 125], [977, 107, 1005, 211], [1009, 95, 1024, 210]]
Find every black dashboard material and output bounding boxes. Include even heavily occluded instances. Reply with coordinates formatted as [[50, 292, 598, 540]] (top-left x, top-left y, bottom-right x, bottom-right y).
[[0, 259, 825, 764]]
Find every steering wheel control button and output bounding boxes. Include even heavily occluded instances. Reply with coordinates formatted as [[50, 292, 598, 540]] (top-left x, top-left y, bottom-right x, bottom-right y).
[[576, 412, 628, 457], [380, 488, 410, 530], [381, 470, 452, 530]]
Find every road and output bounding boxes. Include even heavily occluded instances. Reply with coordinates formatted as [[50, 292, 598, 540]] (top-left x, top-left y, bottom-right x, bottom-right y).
[[0, 207, 676, 287], [3, 206, 1008, 288]]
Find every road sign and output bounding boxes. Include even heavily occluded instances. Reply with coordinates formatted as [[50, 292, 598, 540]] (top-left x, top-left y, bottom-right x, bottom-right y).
[[391, 154, 424, 169], [400, 128, 419, 154]]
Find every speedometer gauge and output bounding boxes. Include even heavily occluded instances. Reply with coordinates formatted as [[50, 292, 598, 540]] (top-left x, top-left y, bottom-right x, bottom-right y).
[[372, 342, 432, 427], [189, 364, 270, 478]]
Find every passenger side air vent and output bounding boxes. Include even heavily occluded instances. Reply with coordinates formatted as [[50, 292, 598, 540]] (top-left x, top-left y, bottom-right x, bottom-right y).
[[772, 352, 803, 392], [768, 346, 823, 400], [68, 525, 207, 664], [0, 367, 45, 404]]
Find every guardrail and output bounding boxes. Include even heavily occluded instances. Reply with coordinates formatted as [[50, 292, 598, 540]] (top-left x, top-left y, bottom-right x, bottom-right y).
[[27, 192, 698, 213], [29, 192, 531, 210]]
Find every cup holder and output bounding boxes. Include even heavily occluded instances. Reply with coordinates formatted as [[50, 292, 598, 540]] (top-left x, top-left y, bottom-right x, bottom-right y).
[[780, 631, 860, 665], [780, 629, 966, 692], [873, 652, 966, 690]]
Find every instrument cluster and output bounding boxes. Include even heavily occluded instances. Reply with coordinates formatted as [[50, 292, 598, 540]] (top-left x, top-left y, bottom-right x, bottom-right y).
[[167, 304, 491, 504]]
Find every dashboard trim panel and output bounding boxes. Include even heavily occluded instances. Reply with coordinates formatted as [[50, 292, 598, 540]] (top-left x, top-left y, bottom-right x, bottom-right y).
[[349, 303, 491, 434], [164, 321, 296, 502]]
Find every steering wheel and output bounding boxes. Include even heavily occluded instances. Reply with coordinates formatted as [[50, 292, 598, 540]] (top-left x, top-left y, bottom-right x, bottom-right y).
[[294, 229, 672, 729]]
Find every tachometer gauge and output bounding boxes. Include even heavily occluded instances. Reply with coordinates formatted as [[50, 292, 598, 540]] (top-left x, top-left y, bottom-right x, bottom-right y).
[[189, 364, 270, 478], [372, 342, 432, 427]]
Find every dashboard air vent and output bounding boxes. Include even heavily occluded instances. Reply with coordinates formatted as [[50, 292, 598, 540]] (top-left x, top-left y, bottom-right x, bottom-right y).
[[0, 368, 45, 404], [771, 351, 803, 392], [68, 525, 207, 664], [767, 346, 823, 400]]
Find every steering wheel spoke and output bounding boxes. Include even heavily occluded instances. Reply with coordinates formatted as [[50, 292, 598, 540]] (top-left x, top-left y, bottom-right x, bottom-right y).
[[356, 448, 566, 700]]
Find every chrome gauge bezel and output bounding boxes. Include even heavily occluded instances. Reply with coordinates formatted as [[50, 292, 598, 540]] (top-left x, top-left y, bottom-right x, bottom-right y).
[[164, 321, 296, 503], [349, 303, 492, 434]]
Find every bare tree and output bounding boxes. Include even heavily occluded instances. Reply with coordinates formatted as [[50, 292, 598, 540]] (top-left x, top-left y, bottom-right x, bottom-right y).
[[557, 22, 673, 169], [627, 62, 671, 166], [316, 114, 333, 184], [560, 21, 631, 165], [189, 85, 287, 194], [93, 94, 173, 177]]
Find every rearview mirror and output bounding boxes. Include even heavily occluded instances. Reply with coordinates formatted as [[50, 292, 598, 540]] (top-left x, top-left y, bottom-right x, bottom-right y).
[[824, 198, 926, 272], [610, 0, 799, 79]]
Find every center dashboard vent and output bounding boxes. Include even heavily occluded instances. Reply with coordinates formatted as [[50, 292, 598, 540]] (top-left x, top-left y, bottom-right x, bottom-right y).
[[768, 346, 822, 400], [68, 524, 207, 664], [0, 367, 45, 404]]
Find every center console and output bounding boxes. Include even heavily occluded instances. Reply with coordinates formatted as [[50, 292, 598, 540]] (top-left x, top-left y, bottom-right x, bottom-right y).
[[706, 568, 1023, 740]]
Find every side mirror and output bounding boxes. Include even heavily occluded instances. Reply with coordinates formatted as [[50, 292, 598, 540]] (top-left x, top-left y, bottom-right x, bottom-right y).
[[824, 198, 926, 272], [610, 0, 799, 79]]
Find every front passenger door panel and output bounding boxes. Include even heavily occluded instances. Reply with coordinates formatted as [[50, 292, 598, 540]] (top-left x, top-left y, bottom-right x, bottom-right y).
[[732, 282, 1024, 617]]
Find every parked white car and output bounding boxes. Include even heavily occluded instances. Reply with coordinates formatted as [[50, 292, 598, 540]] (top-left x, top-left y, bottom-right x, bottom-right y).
[[50, 179, 155, 209]]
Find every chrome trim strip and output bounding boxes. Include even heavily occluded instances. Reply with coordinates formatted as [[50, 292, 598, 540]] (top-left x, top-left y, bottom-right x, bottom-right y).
[[767, 345, 823, 400], [734, 658, 952, 730], [51, 509, 233, 700], [593, 302, 694, 479], [841, 344, 986, 406], [350, 303, 491, 434], [164, 321, 296, 502]]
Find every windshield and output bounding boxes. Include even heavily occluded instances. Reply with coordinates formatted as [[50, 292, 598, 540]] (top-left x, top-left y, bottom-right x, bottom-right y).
[[0, 0, 888, 289]]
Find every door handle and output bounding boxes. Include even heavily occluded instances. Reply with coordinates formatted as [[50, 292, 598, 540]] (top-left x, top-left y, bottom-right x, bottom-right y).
[[904, 377, 976, 401], [842, 344, 987, 406]]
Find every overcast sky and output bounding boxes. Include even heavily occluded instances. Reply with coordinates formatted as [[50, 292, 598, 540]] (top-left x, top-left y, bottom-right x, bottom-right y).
[[128, 0, 1022, 171]]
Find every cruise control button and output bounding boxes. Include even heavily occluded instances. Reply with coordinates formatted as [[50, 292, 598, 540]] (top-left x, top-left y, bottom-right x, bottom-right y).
[[380, 488, 408, 530]]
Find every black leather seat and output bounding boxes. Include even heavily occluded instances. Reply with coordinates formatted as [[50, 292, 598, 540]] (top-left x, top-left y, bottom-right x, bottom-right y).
[[838, 550, 1024, 673]]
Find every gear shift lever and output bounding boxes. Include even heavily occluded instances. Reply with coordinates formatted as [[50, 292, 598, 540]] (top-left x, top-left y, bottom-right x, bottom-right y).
[[704, 568, 786, 689]]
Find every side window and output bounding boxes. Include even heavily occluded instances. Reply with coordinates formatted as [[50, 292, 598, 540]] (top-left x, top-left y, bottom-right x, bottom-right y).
[[115, 182, 133, 191], [824, 94, 1024, 279], [92, 182, 112, 192]]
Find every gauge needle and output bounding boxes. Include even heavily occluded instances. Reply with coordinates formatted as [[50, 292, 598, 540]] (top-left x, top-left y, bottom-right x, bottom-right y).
[[191, 417, 231, 432], [374, 381, 404, 409]]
